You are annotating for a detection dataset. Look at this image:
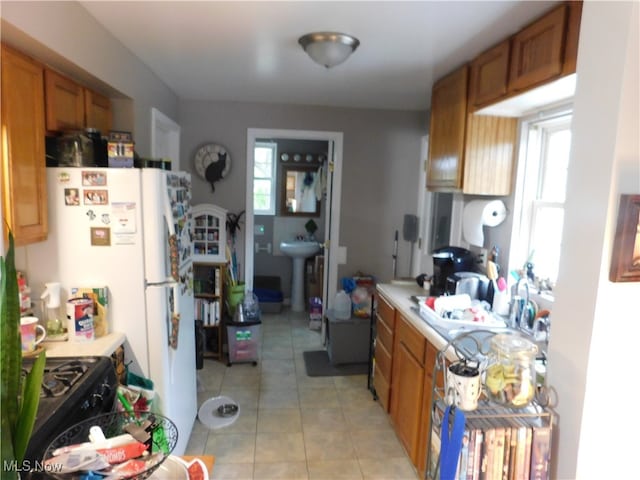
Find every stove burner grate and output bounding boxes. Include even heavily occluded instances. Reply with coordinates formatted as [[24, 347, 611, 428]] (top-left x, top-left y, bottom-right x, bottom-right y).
[[39, 360, 89, 397]]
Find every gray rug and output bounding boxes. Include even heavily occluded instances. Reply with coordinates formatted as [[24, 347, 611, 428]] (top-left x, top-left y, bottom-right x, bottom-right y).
[[303, 350, 369, 377]]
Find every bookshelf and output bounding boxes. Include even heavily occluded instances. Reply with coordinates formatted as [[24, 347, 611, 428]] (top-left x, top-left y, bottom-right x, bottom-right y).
[[192, 204, 227, 264], [194, 262, 226, 360], [425, 330, 553, 480]]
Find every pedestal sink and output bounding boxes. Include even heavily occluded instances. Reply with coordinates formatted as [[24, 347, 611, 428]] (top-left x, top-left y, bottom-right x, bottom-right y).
[[280, 241, 321, 312]]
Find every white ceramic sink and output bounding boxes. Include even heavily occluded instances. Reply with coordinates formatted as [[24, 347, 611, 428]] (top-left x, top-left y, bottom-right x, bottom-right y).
[[280, 241, 320, 258], [280, 241, 321, 312]]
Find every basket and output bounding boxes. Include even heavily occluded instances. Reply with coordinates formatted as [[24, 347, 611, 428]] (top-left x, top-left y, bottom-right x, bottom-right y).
[[42, 411, 178, 479]]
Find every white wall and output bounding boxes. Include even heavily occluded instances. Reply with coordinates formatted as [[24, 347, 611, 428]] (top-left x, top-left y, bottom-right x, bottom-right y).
[[548, 2, 639, 478]]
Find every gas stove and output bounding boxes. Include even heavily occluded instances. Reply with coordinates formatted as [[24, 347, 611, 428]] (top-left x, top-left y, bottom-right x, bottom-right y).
[[22, 356, 117, 477]]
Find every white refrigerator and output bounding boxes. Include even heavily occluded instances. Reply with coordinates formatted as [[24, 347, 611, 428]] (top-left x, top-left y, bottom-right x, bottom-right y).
[[25, 167, 197, 455]]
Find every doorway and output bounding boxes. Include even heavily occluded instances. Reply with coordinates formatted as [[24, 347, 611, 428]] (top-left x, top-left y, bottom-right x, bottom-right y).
[[245, 128, 344, 314]]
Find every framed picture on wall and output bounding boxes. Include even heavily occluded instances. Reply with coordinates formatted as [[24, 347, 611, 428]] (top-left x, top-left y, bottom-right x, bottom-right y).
[[610, 194, 640, 282]]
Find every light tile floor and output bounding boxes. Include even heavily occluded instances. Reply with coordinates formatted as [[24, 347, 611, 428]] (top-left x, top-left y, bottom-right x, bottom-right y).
[[185, 308, 420, 480]]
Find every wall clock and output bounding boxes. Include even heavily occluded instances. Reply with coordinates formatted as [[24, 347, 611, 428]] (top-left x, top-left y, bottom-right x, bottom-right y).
[[194, 143, 231, 192]]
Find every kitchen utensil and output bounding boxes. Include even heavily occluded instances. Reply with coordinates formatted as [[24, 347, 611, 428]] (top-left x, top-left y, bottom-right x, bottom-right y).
[[446, 360, 482, 411]]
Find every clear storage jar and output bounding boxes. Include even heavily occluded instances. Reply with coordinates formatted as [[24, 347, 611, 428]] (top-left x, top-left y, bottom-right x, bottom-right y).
[[484, 333, 538, 408]]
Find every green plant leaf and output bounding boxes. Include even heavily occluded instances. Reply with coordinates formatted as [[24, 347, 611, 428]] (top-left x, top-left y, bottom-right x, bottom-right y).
[[1, 233, 22, 471], [14, 350, 45, 462]]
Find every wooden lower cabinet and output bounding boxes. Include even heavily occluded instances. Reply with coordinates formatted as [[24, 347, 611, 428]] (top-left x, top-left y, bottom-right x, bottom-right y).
[[390, 314, 426, 466], [417, 340, 441, 476]]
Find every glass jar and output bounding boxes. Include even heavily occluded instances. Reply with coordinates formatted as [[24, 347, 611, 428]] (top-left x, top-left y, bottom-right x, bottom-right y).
[[484, 333, 538, 408]]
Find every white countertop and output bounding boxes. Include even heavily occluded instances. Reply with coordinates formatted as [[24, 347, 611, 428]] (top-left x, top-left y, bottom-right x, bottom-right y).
[[42, 332, 126, 358], [377, 282, 459, 361]]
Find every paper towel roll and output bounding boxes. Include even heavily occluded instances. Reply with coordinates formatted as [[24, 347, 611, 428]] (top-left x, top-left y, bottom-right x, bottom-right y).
[[462, 200, 507, 246]]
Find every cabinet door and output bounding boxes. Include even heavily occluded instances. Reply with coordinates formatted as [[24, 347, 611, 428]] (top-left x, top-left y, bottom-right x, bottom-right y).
[[390, 341, 425, 465], [84, 89, 112, 134], [468, 40, 511, 111], [462, 115, 518, 195], [44, 69, 85, 131], [508, 4, 568, 93], [561, 0, 582, 76], [417, 340, 439, 476], [1, 45, 48, 245], [427, 65, 469, 191]]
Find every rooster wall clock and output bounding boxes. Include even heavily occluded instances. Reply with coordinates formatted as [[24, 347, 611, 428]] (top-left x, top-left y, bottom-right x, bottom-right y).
[[194, 143, 231, 192]]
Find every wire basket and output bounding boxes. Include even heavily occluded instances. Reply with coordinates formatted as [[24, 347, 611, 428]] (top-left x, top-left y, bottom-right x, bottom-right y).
[[42, 411, 178, 479]]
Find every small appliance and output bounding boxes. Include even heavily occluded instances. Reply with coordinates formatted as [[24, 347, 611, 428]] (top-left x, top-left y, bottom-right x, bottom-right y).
[[445, 271, 490, 301], [430, 246, 477, 296]]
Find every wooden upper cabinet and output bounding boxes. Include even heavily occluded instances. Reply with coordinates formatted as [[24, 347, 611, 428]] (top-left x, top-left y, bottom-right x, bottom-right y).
[[1, 45, 48, 245], [44, 69, 85, 132], [45, 69, 113, 134], [468, 40, 511, 110], [427, 65, 469, 191], [508, 4, 568, 93], [427, 64, 517, 195], [85, 89, 112, 134], [463, 115, 518, 195], [561, 0, 583, 75]]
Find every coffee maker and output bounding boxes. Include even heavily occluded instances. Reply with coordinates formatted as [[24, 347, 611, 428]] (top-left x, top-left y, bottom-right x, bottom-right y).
[[430, 246, 476, 296]]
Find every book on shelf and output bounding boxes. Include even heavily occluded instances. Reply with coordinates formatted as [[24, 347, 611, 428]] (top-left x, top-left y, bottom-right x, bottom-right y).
[[529, 420, 551, 480], [457, 426, 472, 480]]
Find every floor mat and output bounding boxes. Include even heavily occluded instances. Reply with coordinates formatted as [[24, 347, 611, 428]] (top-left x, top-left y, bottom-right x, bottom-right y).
[[302, 350, 368, 377]]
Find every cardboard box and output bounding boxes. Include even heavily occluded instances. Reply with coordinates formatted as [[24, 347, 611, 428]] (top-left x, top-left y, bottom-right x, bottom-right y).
[[108, 141, 134, 168]]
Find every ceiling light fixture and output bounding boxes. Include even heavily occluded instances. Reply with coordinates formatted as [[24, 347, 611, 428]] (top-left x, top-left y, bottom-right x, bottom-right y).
[[298, 32, 360, 69]]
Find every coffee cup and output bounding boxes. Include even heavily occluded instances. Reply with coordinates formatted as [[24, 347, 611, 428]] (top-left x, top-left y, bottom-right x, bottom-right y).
[[20, 316, 47, 352], [446, 361, 482, 411]]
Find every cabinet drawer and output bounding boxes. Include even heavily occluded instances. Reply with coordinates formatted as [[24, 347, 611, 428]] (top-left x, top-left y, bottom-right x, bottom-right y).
[[377, 294, 395, 330], [373, 369, 390, 412], [396, 314, 426, 366], [375, 339, 392, 381], [376, 313, 394, 353]]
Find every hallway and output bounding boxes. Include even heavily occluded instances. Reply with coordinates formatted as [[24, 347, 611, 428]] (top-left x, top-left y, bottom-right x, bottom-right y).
[[185, 308, 419, 479]]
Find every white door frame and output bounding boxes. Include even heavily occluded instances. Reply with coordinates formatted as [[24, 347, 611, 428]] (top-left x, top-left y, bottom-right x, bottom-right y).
[[245, 128, 343, 309], [151, 107, 181, 169]]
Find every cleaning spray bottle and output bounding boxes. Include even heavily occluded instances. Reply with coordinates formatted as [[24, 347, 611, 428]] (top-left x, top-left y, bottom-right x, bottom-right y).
[[41, 282, 65, 337]]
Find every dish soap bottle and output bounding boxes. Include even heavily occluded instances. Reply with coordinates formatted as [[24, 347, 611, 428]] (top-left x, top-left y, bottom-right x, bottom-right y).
[[41, 282, 64, 337]]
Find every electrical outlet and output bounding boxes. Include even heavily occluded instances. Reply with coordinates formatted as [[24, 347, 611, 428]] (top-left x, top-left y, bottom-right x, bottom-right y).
[[477, 248, 488, 268]]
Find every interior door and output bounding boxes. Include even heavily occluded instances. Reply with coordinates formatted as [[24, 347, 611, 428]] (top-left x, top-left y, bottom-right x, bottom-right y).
[[321, 140, 335, 342]]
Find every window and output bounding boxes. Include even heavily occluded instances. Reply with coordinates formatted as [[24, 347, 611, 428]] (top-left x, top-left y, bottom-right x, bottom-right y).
[[510, 107, 572, 286], [253, 142, 277, 215]]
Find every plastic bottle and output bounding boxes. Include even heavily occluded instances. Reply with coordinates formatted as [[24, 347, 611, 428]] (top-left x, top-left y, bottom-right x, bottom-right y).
[[334, 290, 351, 320]]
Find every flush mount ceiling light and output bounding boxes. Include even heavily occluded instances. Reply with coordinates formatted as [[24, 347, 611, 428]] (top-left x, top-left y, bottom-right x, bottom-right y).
[[298, 32, 360, 69]]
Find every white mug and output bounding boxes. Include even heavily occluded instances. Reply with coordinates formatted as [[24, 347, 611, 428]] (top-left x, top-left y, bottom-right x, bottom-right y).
[[446, 361, 482, 411]]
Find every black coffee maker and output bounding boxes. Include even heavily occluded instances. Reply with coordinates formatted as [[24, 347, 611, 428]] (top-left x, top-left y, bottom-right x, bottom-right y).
[[430, 246, 476, 296]]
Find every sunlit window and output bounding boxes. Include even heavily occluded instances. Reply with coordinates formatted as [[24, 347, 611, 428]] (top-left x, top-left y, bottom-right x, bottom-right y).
[[511, 108, 572, 286], [253, 142, 277, 215]]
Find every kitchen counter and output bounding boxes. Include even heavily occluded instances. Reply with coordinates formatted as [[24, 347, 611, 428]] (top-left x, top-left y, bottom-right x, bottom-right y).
[[377, 282, 457, 359], [42, 331, 125, 358]]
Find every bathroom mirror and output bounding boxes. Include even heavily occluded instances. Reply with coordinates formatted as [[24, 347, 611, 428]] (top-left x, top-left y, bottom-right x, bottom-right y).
[[280, 164, 321, 217]]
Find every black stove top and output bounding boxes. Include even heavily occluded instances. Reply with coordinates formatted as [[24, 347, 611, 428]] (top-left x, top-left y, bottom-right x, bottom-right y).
[[22, 356, 118, 477], [25, 359, 90, 398]]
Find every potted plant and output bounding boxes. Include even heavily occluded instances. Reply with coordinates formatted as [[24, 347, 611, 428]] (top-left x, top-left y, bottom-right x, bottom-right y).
[[1, 233, 45, 479]]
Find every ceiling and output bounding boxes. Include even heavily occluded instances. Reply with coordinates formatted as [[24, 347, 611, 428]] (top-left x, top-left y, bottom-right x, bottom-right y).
[[79, 1, 557, 111]]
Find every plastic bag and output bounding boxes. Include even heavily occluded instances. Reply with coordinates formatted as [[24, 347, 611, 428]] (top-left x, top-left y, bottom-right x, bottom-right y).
[[242, 290, 260, 320]]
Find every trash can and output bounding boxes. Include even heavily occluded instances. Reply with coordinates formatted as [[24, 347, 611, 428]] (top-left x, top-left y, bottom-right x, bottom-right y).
[[226, 317, 261, 366], [326, 309, 370, 365]]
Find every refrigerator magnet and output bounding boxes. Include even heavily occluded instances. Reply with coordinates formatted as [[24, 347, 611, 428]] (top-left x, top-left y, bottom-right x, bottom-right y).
[[91, 227, 111, 246], [111, 202, 137, 234]]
